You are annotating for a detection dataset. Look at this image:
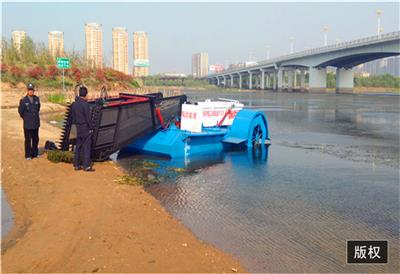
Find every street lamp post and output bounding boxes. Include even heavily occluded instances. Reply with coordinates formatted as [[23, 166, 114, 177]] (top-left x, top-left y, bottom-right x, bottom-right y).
[[323, 26, 329, 46], [289, 37, 294, 54], [376, 9, 383, 36]]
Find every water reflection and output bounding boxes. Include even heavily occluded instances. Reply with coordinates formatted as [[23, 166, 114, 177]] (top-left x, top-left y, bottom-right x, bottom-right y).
[[119, 144, 268, 171]]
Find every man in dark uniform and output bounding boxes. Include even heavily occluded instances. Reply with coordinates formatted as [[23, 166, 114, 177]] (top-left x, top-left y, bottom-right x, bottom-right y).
[[18, 83, 40, 160], [70, 86, 95, 172]]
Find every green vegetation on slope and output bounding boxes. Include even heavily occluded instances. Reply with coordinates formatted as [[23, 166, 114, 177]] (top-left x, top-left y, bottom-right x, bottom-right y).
[[1, 36, 140, 89]]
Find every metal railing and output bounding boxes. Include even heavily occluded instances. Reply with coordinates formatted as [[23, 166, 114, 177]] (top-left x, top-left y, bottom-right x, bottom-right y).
[[208, 31, 400, 77]]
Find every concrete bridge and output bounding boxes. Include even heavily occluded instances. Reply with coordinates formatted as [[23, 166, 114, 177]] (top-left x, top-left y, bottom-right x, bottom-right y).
[[205, 31, 400, 93]]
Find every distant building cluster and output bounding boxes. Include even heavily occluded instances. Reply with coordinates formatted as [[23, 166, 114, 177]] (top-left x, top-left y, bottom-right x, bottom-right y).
[[192, 52, 209, 78], [132, 31, 149, 77], [112, 27, 129, 74], [85, 23, 103, 69], [48, 31, 64, 58], [11, 24, 150, 77], [355, 56, 400, 77], [11, 30, 26, 52], [209, 64, 224, 74]]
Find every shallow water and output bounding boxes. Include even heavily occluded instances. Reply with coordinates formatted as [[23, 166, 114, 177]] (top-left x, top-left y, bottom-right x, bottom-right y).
[[1, 187, 14, 238], [121, 90, 400, 272]]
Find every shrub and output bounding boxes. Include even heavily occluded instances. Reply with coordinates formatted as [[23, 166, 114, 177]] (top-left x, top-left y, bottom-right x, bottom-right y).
[[27, 66, 45, 79], [95, 68, 105, 81], [46, 65, 58, 79], [81, 68, 92, 79], [71, 67, 82, 81], [10, 65, 24, 78], [0, 63, 8, 73], [130, 79, 140, 88]]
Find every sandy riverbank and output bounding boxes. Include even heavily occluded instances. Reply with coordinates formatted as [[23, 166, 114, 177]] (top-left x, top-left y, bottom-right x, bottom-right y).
[[0, 100, 245, 272]]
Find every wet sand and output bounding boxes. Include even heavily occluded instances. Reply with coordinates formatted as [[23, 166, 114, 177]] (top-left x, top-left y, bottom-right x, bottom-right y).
[[0, 99, 244, 272]]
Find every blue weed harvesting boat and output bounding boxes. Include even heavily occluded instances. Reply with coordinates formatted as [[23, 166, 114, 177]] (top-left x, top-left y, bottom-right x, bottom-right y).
[[57, 93, 270, 161], [127, 99, 270, 158]]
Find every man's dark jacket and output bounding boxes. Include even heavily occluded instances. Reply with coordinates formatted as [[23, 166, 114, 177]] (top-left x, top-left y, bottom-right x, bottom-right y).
[[18, 95, 41, 129], [71, 96, 93, 136]]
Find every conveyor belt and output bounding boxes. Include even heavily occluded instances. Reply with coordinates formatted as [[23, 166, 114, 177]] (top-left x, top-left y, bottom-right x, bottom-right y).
[[58, 92, 186, 161]]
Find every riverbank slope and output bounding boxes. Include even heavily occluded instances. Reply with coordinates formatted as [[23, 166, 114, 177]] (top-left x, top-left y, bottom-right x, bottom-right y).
[[0, 102, 244, 273]]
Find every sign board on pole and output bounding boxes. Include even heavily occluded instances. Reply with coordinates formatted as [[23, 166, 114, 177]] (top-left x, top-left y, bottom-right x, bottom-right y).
[[56, 57, 70, 69]]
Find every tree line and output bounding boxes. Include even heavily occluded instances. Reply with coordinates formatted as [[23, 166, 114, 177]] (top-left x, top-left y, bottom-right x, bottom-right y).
[[327, 72, 400, 89], [143, 75, 212, 87]]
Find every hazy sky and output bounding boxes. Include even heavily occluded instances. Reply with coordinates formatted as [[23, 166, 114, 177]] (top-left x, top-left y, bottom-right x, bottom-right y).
[[2, 2, 399, 74]]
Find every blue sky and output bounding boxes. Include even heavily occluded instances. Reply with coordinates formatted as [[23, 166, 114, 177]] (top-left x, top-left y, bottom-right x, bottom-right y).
[[2, 2, 399, 74]]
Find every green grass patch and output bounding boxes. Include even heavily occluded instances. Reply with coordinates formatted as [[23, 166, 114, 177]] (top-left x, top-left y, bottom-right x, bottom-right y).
[[114, 174, 158, 186], [167, 167, 186, 173], [47, 150, 74, 163], [113, 160, 161, 186], [142, 161, 160, 168], [47, 93, 66, 104], [114, 175, 144, 186]]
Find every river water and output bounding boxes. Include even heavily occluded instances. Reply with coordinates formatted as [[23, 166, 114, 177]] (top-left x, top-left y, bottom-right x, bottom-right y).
[[119, 90, 399, 273], [1, 187, 14, 238]]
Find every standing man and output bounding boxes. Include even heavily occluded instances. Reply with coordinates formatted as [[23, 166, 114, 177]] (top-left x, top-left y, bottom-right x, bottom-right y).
[[70, 86, 95, 172], [18, 83, 40, 160]]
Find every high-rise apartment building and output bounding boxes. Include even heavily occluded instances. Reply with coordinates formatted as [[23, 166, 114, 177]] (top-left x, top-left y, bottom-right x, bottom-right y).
[[48, 31, 64, 58], [112, 27, 129, 74], [192, 52, 209, 78], [132, 31, 149, 77], [85, 23, 103, 68], [12, 30, 26, 52]]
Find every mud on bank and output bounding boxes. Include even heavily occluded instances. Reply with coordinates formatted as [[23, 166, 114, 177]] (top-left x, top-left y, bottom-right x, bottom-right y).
[[0, 101, 245, 273]]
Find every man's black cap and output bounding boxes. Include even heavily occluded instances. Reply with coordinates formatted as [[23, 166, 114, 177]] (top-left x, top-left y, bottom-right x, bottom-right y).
[[27, 83, 35, 90], [79, 86, 88, 97]]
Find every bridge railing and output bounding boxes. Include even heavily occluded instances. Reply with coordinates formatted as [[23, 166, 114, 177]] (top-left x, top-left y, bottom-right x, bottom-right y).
[[207, 31, 400, 77]]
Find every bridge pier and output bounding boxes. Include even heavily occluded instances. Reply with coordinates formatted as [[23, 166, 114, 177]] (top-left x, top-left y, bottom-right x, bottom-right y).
[[239, 73, 242, 89], [277, 69, 283, 91], [273, 70, 278, 90], [336, 68, 354, 93], [309, 67, 326, 92], [266, 73, 271, 89], [222, 75, 226, 88], [260, 70, 265, 90], [288, 69, 294, 92], [300, 70, 306, 91], [230, 74, 234, 88], [248, 72, 253, 89]]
